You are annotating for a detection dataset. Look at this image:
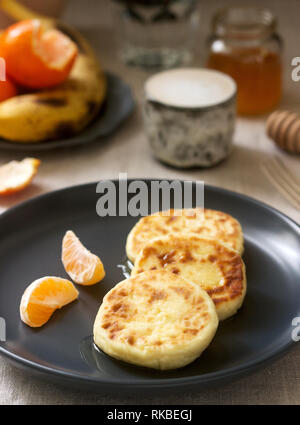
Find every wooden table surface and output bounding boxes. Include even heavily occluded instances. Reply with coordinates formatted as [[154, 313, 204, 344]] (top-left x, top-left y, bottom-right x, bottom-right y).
[[0, 0, 299, 405]]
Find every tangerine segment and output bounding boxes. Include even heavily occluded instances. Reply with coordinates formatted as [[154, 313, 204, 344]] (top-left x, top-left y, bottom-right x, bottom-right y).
[[0, 77, 17, 102], [20, 276, 79, 328], [0, 19, 78, 89], [0, 157, 40, 196], [62, 230, 105, 286]]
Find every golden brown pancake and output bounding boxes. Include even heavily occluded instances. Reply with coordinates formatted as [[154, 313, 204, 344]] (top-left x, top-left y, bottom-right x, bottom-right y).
[[132, 235, 246, 320], [126, 208, 244, 263], [93, 270, 218, 370]]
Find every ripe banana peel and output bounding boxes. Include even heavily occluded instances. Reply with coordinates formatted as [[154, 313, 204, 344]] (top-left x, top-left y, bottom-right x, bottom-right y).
[[0, 0, 107, 143]]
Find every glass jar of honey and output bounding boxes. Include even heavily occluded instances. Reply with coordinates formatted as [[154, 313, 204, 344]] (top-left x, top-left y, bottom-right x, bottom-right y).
[[206, 7, 282, 115]]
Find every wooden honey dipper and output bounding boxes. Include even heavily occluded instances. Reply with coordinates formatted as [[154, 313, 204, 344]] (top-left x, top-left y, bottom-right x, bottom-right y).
[[266, 110, 300, 154]]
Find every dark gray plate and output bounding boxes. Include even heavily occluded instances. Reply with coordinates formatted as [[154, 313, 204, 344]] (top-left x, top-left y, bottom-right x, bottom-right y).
[[0, 181, 299, 395], [0, 73, 134, 151]]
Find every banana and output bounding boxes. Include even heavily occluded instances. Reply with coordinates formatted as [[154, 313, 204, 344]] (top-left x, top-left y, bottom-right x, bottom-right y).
[[0, 0, 106, 143]]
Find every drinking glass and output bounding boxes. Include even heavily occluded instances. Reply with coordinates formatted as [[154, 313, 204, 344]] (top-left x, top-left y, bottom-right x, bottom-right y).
[[112, 0, 200, 69]]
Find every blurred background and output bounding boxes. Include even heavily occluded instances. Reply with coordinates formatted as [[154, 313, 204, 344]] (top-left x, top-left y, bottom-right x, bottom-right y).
[[60, 0, 299, 110], [0, 0, 294, 108], [0, 0, 298, 220]]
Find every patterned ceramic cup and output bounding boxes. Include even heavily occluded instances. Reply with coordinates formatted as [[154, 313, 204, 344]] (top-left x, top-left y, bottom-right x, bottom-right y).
[[144, 68, 237, 168]]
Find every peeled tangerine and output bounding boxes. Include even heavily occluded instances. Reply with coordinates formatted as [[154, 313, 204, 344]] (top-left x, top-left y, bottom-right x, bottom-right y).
[[20, 277, 79, 328], [0, 158, 40, 195], [62, 230, 105, 285], [0, 77, 17, 102], [0, 19, 78, 89]]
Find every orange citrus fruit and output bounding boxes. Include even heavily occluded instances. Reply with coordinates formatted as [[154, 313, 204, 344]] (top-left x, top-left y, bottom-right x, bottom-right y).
[[0, 157, 40, 196], [20, 276, 79, 328], [0, 77, 17, 102], [62, 230, 105, 285], [0, 19, 78, 89]]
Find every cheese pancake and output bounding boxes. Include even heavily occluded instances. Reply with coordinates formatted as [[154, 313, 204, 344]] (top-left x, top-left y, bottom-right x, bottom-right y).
[[93, 270, 218, 370], [126, 208, 243, 263], [132, 235, 246, 320]]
